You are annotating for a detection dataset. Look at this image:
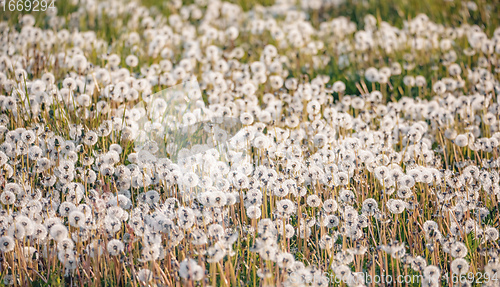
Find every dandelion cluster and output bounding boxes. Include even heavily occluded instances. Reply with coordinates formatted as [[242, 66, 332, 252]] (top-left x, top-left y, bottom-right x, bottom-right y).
[[1, 0, 500, 286]]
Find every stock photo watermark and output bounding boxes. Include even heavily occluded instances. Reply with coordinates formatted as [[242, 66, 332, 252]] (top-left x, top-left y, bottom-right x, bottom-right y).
[[133, 78, 247, 160], [288, 272, 424, 285], [130, 78, 249, 192], [288, 271, 499, 285]]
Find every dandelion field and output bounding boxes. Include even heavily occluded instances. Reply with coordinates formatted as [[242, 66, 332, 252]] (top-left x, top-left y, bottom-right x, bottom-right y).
[[1, 0, 500, 286]]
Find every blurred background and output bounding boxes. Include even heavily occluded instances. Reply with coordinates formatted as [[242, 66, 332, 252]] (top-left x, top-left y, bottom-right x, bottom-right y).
[[2, 0, 498, 37]]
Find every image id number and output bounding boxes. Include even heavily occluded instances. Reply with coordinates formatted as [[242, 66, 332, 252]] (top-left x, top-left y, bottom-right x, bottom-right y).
[[3, 0, 55, 12]]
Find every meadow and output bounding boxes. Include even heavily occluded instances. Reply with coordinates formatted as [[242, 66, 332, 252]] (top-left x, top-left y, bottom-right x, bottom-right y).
[[0, 0, 500, 286]]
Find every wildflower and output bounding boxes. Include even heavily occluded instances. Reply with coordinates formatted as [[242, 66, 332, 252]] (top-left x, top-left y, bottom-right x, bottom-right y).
[[68, 211, 85, 228], [240, 112, 254, 125], [411, 256, 427, 272], [451, 258, 469, 275], [361, 198, 378, 215], [432, 81, 446, 94], [483, 227, 499, 242], [451, 242, 468, 258], [49, 224, 68, 242], [246, 206, 262, 219], [0, 191, 15, 205], [276, 252, 295, 268], [16, 216, 34, 236], [83, 131, 98, 146], [387, 199, 407, 214], [332, 81, 346, 93], [137, 269, 153, 283], [8, 223, 26, 240], [107, 239, 125, 256], [306, 195, 321, 207], [403, 76, 415, 87], [57, 238, 75, 252], [206, 245, 226, 263], [179, 259, 204, 281], [423, 265, 441, 282], [454, 134, 468, 147], [125, 55, 139, 67], [276, 199, 295, 216], [323, 199, 338, 213], [365, 67, 379, 82], [33, 224, 48, 241], [59, 202, 76, 217], [324, 215, 339, 228], [319, 235, 335, 250], [21, 130, 36, 144], [415, 75, 426, 87], [0, 236, 15, 252], [62, 78, 77, 91]]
